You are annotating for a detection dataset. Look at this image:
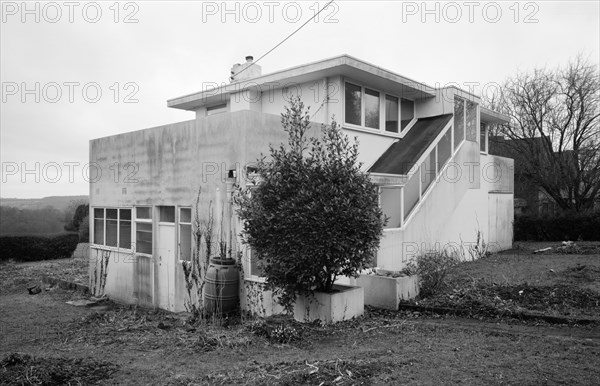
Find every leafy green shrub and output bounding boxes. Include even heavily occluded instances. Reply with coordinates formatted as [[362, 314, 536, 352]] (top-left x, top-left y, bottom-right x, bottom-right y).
[[236, 97, 385, 312], [0, 233, 79, 262], [514, 211, 600, 241], [404, 251, 460, 298]]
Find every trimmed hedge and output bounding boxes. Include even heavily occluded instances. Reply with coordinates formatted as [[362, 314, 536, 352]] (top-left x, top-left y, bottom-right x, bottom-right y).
[[0, 233, 79, 262], [514, 212, 600, 241]]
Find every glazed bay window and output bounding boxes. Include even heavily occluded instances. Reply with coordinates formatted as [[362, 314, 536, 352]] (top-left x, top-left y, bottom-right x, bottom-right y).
[[454, 97, 478, 148], [454, 97, 465, 148], [400, 98, 414, 131], [345, 81, 415, 135], [135, 207, 153, 255], [480, 123, 488, 153], [92, 208, 132, 249], [385, 95, 399, 133], [364, 88, 380, 129], [345, 82, 362, 126], [466, 101, 477, 141], [179, 207, 192, 262]]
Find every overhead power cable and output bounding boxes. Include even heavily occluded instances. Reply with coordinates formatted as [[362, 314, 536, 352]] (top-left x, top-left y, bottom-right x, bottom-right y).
[[233, 0, 336, 80]]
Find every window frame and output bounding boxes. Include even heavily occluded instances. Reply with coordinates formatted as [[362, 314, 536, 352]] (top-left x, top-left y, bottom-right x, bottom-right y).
[[246, 246, 266, 282], [177, 207, 193, 263], [134, 206, 153, 256], [480, 122, 488, 154], [242, 186, 267, 282], [91, 207, 133, 252], [454, 96, 466, 149], [343, 79, 416, 138]]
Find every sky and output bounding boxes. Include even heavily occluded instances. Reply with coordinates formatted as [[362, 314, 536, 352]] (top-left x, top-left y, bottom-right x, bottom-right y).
[[1, 0, 599, 198]]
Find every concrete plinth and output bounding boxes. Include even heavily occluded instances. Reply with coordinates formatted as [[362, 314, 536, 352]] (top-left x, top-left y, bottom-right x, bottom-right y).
[[351, 274, 419, 310], [294, 284, 364, 323]]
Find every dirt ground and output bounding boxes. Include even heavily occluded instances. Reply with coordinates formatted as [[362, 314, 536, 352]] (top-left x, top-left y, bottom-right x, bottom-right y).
[[1, 245, 600, 385], [1, 286, 599, 384]]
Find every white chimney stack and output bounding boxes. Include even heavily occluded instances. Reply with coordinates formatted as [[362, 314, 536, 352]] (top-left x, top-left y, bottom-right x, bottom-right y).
[[230, 55, 261, 83]]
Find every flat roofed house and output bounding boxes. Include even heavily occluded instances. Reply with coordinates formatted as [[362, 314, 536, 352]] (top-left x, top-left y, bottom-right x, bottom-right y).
[[89, 55, 513, 314]]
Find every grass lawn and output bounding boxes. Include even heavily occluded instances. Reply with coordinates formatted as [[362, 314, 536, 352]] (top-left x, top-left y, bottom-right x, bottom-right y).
[[0, 241, 599, 385], [407, 241, 600, 320]]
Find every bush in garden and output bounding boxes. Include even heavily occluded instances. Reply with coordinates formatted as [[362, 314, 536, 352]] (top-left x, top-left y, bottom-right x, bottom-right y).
[[514, 211, 600, 241], [0, 233, 79, 262], [404, 250, 460, 298], [236, 96, 385, 312], [64, 203, 89, 232]]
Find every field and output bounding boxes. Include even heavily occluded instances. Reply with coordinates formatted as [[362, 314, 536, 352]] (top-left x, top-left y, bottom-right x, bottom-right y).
[[0, 242, 599, 385]]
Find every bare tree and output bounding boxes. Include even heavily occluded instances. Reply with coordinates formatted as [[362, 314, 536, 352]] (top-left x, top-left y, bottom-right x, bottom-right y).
[[487, 55, 600, 212]]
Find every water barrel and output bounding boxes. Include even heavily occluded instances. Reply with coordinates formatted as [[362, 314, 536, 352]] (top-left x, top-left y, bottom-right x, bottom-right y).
[[204, 258, 240, 315]]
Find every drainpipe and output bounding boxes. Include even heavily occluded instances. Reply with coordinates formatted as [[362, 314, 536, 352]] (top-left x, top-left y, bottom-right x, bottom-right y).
[[225, 173, 236, 258]]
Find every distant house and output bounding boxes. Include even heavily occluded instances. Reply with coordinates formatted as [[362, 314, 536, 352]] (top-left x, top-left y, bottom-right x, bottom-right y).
[[489, 135, 598, 216], [488, 136, 549, 215], [89, 55, 514, 313]]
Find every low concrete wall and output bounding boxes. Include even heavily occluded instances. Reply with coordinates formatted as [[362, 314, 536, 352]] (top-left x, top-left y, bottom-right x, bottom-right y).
[[71, 243, 91, 260], [294, 285, 364, 323], [240, 280, 285, 317], [350, 274, 419, 310]]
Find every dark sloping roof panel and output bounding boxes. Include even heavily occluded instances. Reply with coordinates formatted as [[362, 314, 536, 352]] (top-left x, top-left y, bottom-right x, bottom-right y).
[[368, 114, 453, 175]]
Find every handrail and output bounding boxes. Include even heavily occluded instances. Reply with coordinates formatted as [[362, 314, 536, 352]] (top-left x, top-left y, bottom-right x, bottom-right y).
[[379, 118, 466, 230]]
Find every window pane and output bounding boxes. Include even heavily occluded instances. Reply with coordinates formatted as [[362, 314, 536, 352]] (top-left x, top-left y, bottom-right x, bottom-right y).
[[106, 209, 117, 219], [180, 208, 192, 223], [454, 97, 465, 147], [480, 123, 487, 152], [385, 95, 399, 133], [106, 219, 118, 247], [403, 172, 420, 219], [420, 151, 436, 194], [249, 248, 265, 277], [345, 82, 361, 126], [159, 206, 175, 223], [136, 207, 152, 219], [401, 99, 414, 131], [120, 209, 131, 220], [136, 222, 152, 254], [365, 88, 380, 129], [380, 186, 402, 228], [466, 101, 477, 141], [93, 209, 104, 245], [179, 224, 192, 261], [437, 128, 452, 172], [119, 219, 132, 249]]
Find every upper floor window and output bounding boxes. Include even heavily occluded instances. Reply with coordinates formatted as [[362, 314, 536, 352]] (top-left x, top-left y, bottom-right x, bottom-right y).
[[385, 96, 398, 133], [480, 123, 488, 153], [345, 82, 362, 126], [454, 96, 479, 147], [400, 98, 414, 131], [454, 97, 465, 148], [344, 81, 415, 135]]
